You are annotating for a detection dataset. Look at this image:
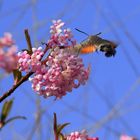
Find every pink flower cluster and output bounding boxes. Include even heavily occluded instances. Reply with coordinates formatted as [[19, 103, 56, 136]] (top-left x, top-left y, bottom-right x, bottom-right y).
[[29, 47, 90, 99], [17, 19, 90, 99], [65, 130, 98, 140], [48, 19, 76, 47], [18, 47, 44, 72], [120, 135, 136, 140], [0, 33, 18, 73]]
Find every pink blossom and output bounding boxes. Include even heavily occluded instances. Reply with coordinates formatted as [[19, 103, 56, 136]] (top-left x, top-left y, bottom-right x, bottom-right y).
[[0, 32, 18, 72], [0, 45, 18, 72], [0, 32, 14, 47], [18, 47, 44, 72], [120, 135, 137, 140], [29, 47, 90, 99], [18, 51, 31, 72], [48, 19, 76, 47], [18, 20, 90, 99], [65, 130, 98, 140]]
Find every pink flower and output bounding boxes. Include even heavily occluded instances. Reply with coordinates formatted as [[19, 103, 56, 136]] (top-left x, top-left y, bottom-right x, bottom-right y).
[[0, 32, 14, 47], [120, 135, 137, 140], [18, 51, 31, 72], [18, 20, 90, 99], [18, 47, 44, 72], [0, 33, 18, 73], [29, 47, 90, 99], [65, 130, 98, 140], [48, 19, 76, 47]]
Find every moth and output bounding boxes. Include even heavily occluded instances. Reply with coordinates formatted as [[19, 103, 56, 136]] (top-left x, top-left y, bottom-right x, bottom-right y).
[[72, 28, 118, 57]]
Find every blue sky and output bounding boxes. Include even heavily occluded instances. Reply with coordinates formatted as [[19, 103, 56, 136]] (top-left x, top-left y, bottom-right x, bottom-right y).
[[0, 0, 140, 139]]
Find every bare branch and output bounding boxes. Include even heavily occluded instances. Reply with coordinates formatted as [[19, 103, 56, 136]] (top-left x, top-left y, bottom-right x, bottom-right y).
[[0, 72, 34, 103]]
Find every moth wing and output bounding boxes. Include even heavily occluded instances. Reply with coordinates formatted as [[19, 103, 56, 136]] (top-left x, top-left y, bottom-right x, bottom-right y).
[[105, 40, 119, 48]]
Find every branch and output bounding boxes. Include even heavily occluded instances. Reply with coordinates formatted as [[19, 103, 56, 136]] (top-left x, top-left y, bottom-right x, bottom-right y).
[[24, 29, 33, 53], [0, 29, 33, 103], [53, 113, 58, 140], [0, 72, 34, 103], [0, 29, 49, 103], [0, 46, 49, 103]]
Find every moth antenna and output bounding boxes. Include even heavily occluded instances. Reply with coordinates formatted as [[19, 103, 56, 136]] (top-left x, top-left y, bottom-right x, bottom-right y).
[[95, 32, 102, 36], [75, 28, 89, 36]]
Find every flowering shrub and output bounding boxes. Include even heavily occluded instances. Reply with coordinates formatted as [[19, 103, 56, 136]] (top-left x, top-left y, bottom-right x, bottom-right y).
[[1, 20, 134, 140], [17, 20, 90, 99]]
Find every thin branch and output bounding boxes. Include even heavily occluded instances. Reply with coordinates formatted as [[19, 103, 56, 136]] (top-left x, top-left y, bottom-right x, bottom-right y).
[[0, 72, 34, 103], [89, 78, 140, 133], [24, 29, 33, 53], [53, 113, 58, 140], [90, 79, 136, 134], [0, 44, 49, 103], [27, 99, 44, 140], [0, 28, 50, 103]]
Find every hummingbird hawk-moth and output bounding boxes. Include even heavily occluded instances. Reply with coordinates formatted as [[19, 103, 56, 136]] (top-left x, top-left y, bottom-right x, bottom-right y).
[[73, 28, 118, 57]]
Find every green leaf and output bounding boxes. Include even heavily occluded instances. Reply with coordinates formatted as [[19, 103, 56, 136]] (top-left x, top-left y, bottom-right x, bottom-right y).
[[0, 116, 26, 130], [13, 69, 22, 84], [57, 123, 70, 135], [5, 116, 26, 125], [0, 99, 13, 122]]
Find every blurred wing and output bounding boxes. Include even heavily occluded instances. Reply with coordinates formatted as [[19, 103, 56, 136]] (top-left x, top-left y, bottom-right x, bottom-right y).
[[80, 45, 97, 54], [104, 40, 119, 49]]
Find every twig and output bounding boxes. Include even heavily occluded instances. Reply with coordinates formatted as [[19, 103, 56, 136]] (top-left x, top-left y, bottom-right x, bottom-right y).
[[0, 29, 33, 103], [53, 113, 58, 140], [0, 72, 34, 103], [24, 29, 33, 53], [0, 45, 49, 103], [0, 29, 49, 103]]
